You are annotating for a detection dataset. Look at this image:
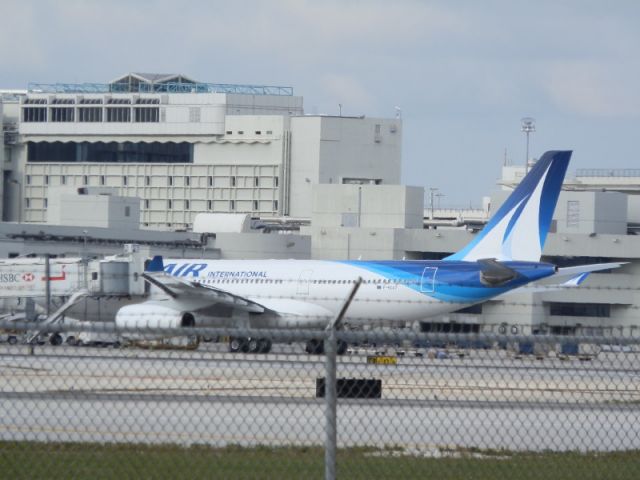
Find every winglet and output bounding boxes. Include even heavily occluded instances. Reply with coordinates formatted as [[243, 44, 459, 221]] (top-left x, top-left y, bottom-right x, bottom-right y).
[[562, 272, 590, 287], [146, 255, 165, 273]]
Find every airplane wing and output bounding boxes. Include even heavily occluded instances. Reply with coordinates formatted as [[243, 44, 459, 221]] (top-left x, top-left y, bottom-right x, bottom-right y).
[[143, 271, 334, 318], [142, 270, 268, 313], [142, 256, 334, 324]]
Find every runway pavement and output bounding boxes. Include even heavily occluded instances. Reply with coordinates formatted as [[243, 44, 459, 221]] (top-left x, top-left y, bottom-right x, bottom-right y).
[[0, 343, 638, 452]]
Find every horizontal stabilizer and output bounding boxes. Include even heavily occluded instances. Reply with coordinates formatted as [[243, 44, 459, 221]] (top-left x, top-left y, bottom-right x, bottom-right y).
[[495, 262, 625, 298], [553, 263, 625, 278]]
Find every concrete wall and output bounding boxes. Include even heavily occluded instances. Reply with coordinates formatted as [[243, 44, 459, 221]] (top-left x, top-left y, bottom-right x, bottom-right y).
[[213, 232, 310, 259], [312, 184, 423, 229], [21, 146, 282, 227], [47, 192, 140, 229], [288, 116, 402, 218], [309, 227, 404, 260], [288, 117, 322, 217], [225, 94, 303, 116], [628, 196, 640, 224], [490, 190, 629, 235], [554, 191, 627, 235]]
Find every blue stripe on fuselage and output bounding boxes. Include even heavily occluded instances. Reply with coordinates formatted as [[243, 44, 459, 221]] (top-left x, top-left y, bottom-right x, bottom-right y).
[[338, 260, 555, 304]]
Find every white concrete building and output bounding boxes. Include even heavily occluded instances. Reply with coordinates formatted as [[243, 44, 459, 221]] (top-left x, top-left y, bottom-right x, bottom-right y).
[[1, 73, 401, 229], [288, 116, 401, 218]]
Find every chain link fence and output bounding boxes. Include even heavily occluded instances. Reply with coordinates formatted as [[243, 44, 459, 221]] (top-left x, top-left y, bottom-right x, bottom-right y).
[[0, 320, 639, 479]]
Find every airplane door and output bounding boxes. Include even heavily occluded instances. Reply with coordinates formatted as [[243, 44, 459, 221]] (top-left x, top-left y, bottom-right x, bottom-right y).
[[420, 267, 437, 293], [297, 269, 313, 296]]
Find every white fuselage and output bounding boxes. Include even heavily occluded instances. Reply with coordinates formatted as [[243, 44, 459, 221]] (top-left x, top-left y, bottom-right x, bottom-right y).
[[160, 259, 456, 328]]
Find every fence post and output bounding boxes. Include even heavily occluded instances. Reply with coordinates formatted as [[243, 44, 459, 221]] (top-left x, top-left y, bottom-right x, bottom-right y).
[[325, 278, 362, 480], [325, 325, 337, 480]]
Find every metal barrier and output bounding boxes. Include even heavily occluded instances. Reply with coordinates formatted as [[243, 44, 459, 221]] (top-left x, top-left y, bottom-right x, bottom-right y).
[[0, 320, 639, 479]]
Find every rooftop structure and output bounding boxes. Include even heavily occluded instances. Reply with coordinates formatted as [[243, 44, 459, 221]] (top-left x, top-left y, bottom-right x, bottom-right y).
[[29, 72, 294, 96]]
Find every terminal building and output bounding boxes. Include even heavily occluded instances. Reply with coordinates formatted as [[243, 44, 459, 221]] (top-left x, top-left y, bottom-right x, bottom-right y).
[[1, 73, 401, 228], [1, 73, 639, 335]]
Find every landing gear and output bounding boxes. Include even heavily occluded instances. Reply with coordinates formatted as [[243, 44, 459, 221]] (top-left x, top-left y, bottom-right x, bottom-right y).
[[247, 338, 260, 353], [229, 337, 247, 353], [49, 333, 63, 346], [305, 338, 348, 355], [258, 338, 272, 354], [229, 337, 272, 354], [305, 339, 324, 355]]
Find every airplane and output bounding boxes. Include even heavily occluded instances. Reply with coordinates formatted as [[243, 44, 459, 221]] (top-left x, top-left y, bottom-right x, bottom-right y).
[[114, 150, 622, 354]]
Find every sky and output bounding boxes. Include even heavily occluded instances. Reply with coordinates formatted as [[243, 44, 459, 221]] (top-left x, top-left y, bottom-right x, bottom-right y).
[[2, 0, 639, 207]]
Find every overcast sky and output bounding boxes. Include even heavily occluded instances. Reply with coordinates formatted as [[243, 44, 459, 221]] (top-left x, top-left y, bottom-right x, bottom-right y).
[[2, 0, 639, 206]]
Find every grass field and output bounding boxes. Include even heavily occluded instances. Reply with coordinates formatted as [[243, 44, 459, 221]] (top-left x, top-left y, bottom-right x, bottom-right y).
[[1, 442, 639, 479]]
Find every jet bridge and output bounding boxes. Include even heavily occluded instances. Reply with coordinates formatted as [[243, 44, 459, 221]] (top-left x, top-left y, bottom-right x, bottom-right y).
[[0, 244, 149, 301], [0, 245, 152, 343]]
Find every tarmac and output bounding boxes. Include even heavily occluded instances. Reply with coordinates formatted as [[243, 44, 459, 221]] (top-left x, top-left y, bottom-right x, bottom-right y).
[[0, 342, 638, 452]]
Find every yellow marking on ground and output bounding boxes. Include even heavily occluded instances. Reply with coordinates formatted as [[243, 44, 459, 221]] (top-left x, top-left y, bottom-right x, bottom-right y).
[[366, 356, 398, 365]]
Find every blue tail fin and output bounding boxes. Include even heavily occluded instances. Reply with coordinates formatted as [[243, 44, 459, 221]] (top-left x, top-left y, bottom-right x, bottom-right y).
[[446, 150, 571, 262], [146, 255, 165, 272]]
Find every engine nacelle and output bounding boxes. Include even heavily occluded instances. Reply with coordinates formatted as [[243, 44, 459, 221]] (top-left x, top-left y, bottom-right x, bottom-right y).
[[115, 303, 195, 330]]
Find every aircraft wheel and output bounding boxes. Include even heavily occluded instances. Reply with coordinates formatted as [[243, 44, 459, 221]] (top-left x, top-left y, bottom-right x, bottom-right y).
[[304, 339, 315, 354], [258, 338, 272, 354], [337, 340, 348, 356], [66, 336, 77, 346], [305, 339, 324, 355], [229, 337, 243, 353], [248, 338, 260, 353], [7, 336, 18, 345], [49, 333, 63, 346]]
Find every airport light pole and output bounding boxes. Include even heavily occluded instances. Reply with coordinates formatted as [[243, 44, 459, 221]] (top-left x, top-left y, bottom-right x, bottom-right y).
[[521, 117, 536, 174], [429, 188, 439, 220]]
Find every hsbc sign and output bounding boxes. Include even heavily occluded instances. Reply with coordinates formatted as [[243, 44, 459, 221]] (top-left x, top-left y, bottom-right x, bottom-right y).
[[0, 273, 20, 283], [0, 272, 36, 283], [0, 262, 82, 299]]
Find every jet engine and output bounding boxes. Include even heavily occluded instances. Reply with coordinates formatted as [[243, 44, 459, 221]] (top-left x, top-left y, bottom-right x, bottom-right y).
[[115, 303, 195, 330]]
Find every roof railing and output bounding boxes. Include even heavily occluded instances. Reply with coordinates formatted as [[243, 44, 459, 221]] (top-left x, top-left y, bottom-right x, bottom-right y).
[[576, 168, 640, 178], [27, 82, 294, 96]]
